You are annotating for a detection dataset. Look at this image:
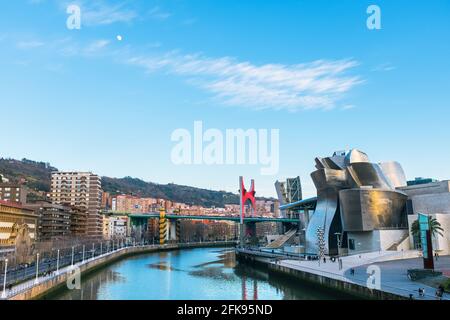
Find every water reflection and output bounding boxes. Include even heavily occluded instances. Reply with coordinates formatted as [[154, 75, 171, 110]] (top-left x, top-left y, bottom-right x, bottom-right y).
[[46, 247, 346, 300], [51, 270, 125, 300]]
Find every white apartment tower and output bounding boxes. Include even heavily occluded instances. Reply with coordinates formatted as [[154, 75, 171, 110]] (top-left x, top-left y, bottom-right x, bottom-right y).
[[50, 172, 103, 237]]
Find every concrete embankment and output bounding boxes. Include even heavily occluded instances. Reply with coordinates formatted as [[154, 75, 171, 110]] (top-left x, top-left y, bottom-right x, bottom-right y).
[[236, 249, 406, 300], [9, 242, 235, 300]]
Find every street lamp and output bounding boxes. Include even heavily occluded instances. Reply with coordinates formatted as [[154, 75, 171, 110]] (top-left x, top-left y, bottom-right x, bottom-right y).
[[334, 232, 342, 256], [82, 245, 85, 262], [71, 246, 75, 267], [56, 249, 60, 275], [34, 253, 40, 284], [1, 259, 8, 298], [92, 243, 95, 259], [299, 228, 306, 262]]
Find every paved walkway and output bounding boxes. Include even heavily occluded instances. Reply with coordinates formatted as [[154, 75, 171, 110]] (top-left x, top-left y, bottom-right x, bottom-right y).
[[277, 251, 450, 300]]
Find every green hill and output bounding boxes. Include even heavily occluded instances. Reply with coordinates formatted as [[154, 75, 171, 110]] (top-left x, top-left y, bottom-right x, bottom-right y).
[[0, 158, 258, 207]]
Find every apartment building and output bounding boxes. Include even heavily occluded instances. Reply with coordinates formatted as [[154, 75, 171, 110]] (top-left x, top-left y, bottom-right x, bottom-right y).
[[108, 216, 128, 239], [0, 200, 38, 246], [112, 195, 158, 213], [102, 215, 110, 239], [25, 201, 71, 241], [0, 183, 28, 204], [50, 172, 103, 237]]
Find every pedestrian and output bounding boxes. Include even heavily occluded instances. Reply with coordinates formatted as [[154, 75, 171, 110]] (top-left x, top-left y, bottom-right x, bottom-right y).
[[418, 287, 425, 297], [350, 268, 355, 276], [436, 285, 444, 300], [323, 257, 326, 264]]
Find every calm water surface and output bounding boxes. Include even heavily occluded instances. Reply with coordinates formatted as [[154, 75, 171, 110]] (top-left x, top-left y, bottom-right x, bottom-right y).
[[46, 247, 344, 300]]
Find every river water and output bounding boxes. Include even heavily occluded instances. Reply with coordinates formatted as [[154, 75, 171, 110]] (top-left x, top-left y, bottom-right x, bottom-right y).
[[45, 247, 345, 300]]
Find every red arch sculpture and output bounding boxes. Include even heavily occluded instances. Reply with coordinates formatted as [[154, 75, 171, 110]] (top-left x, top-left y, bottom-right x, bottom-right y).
[[240, 176, 256, 223]]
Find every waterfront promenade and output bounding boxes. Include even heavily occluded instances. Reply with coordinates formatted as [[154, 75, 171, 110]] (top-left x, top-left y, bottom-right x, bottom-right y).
[[1, 241, 236, 300], [238, 249, 450, 300]]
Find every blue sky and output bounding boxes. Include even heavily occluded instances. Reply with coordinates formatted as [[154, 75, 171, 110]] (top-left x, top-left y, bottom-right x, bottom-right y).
[[0, 0, 449, 198]]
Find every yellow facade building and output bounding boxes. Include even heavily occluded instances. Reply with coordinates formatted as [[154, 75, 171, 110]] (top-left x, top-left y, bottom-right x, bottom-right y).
[[0, 200, 38, 246]]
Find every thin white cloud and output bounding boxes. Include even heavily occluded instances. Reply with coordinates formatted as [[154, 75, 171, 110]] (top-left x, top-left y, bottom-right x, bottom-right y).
[[341, 104, 356, 111], [127, 52, 363, 111], [85, 39, 110, 53], [57, 0, 137, 26], [148, 6, 172, 21], [84, 4, 137, 26], [372, 63, 396, 72], [17, 40, 45, 49], [57, 38, 112, 57]]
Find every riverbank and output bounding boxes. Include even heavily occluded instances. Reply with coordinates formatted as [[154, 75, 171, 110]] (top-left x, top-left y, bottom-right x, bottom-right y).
[[4, 241, 237, 300], [236, 248, 450, 300]]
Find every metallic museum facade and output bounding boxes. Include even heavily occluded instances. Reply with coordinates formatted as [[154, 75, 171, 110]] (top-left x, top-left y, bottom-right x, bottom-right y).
[[305, 149, 409, 255]]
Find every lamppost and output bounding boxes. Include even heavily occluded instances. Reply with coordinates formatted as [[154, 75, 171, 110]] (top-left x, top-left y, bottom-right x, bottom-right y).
[[299, 228, 306, 262], [34, 253, 40, 284], [56, 249, 60, 275], [1, 258, 8, 298], [82, 245, 85, 262], [100, 243, 103, 256], [92, 243, 95, 259], [334, 232, 342, 256], [71, 246, 75, 267]]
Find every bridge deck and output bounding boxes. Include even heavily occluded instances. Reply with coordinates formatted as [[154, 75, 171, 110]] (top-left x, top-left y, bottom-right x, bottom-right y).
[[112, 212, 298, 223]]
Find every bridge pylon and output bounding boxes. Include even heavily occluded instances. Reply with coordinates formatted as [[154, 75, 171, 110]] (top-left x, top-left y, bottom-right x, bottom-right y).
[[159, 208, 168, 245]]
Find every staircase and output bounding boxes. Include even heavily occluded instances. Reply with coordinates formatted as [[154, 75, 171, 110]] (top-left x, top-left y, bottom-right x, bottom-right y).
[[387, 233, 410, 251], [265, 228, 297, 249]]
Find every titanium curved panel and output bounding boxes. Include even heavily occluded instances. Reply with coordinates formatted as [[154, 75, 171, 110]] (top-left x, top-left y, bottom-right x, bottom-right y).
[[305, 188, 340, 255], [339, 189, 408, 232], [315, 157, 326, 169], [311, 168, 348, 191], [346, 162, 392, 189], [307, 168, 346, 255], [344, 149, 370, 166], [379, 161, 407, 188]]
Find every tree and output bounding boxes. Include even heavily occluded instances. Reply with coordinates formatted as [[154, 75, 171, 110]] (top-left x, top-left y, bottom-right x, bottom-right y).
[[411, 215, 444, 246]]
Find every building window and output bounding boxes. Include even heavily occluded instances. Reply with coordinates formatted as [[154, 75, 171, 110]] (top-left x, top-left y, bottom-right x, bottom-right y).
[[349, 239, 355, 250]]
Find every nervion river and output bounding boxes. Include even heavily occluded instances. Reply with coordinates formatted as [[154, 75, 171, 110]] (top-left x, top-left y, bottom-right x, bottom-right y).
[[45, 247, 345, 300]]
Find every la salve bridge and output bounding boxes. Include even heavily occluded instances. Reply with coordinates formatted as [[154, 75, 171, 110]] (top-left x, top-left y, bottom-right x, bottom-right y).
[[103, 197, 316, 244]]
